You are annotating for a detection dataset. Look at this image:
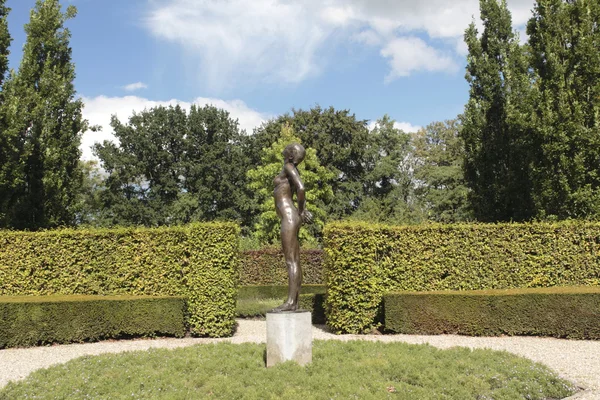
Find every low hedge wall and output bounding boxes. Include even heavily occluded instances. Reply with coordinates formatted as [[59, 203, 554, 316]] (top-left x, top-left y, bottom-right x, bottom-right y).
[[0, 295, 186, 348], [0, 223, 239, 337], [324, 221, 600, 334], [236, 285, 326, 323], [239, 249, 323, 285], [384, 286, 600, 339]]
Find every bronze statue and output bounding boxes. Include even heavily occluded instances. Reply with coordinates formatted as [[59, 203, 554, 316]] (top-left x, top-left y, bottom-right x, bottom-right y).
[[271, 143, 313, 312]]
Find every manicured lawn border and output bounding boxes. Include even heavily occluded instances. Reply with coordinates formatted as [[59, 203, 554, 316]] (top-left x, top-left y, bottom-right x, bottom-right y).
[[0, 341, 576, 399]]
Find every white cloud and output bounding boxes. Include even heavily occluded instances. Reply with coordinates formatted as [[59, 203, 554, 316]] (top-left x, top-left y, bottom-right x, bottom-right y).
[[144, 0, 535, 86], [337, 0, 534, 39], [455, 37, 469, 57], [319, 6, 355, 26], [515, 27, 529, 45], [381, 37, 458, 81], [146, 0, 328, 90], [122, 82, 148, 92], [368, 120, 421, 133], [394, 121, 421, 133], [80, 95, 269, 160], [352, 29, 382, 46]]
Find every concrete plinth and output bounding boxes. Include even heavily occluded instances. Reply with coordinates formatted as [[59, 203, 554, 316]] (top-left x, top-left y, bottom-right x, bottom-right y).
[[266, 310, 312, 367]]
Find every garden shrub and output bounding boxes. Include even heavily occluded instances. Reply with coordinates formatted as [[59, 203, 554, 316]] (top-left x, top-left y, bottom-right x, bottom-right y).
[[239, 249, 323, 285], [384, 286, 600, 339], [0, 295, 186, 348], [0, 223, 239, 337], [324, 221, 600, 334]]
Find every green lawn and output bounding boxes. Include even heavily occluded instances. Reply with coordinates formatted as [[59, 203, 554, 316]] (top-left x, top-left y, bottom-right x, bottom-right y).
[[0, 341, 576, 399]]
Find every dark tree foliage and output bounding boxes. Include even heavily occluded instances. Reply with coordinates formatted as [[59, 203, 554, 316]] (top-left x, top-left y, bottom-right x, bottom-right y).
[[0, 0, 85, 229], [362, 115, 412, 201], [73, 160, 105, 226], [0, 0, 12, 225], [413, 119, 472, 222], [527, 0, 600, 219], [461, 0, 535, 222], [351, 115, 423, 224], [0, 0, 9, 88], [94, 104, 254, 228], [251, 105, 371, 219]]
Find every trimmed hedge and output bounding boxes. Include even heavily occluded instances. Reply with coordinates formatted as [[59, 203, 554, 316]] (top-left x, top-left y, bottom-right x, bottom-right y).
[[0, 223, 239, 337], [324, 221, 600, 334], [236, 285, 326, 323], [239, 249, 323, 285], [384, 286, 600, 339], [299, 293, 326, 324], [0, 295, 186, 348]]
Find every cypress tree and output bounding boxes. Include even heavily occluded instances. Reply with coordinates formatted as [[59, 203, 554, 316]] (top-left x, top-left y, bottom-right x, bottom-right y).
[[1, 0, 85, 229]]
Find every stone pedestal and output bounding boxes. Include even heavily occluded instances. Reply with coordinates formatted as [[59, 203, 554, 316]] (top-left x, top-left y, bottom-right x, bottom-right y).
[[266, 310, 312, 367]]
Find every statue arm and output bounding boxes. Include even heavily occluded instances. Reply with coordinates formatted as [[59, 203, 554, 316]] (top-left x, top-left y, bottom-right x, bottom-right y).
[[284, 163, 313, 223]]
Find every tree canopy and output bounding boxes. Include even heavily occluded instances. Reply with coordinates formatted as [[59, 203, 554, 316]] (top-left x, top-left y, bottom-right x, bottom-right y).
[[5, 0, 600, 236], [527, 0, 600, 219], [252, 106, 371, 220], [93, 104, 255, 227], [413, 119, 472, 222], [247, 123, 334, 245]]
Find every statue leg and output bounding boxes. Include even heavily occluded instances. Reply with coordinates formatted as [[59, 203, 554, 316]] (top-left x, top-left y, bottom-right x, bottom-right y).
[[271, 218, 301, 312], [284, 230, 301, 307]]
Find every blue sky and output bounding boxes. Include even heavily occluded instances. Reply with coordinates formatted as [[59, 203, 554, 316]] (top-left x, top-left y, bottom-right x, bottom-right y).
[[5, 0, 535, 159]]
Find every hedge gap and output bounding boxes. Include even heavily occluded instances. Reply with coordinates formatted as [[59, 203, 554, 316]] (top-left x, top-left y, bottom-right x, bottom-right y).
[[239, 249, 323, 285]]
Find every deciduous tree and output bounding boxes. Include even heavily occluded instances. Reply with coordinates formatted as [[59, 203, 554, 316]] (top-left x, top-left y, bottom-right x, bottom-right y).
[[413, 119, 472, 222], [94, 104, 255, 227], [247, 123, 334, 245], [351, 115, 423, 224], [0, 0, 9, 88], [0, 0, 13, 225], [251, 106, 370, 219]]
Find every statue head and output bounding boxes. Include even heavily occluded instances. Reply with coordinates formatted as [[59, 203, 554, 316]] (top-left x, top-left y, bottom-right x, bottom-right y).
[[283, 143, 306, 166]]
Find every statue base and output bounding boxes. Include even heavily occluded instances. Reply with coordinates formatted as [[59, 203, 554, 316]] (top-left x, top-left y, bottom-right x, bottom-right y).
[[266, 310, 312, 367]]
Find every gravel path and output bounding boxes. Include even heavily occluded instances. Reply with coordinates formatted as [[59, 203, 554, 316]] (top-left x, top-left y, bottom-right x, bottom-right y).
[[1, 320, 598, 399]]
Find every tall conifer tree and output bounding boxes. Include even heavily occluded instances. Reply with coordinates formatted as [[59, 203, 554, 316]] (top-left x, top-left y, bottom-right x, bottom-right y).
[[0, 0, 9, 87], [1, 0, 85, 229], [0, 0, 14, 225], [527, 0, 600, 218], [461, 0, 534, 222]]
